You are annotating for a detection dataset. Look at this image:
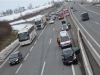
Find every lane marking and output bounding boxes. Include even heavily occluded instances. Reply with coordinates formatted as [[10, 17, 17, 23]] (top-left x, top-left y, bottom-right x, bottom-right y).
[[53, 28, 55, 31], [24, 53, 29, 60], [49, 38, 52, 44], [79, 4, 100, 15], [41, 62, 46, 75], [95, 21, 100, 25], [15, 64, 22, 74], [71, 9, 100, 58], [34, 40, 37, 44], [30, 46, 34, 51], [71, 65, 76, 75], [0, 45, 20, 68], [38, 25, 47, 39]]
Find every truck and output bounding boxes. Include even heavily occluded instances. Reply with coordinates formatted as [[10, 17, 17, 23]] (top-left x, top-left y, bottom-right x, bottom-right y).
[[34, 15, 47, 30]]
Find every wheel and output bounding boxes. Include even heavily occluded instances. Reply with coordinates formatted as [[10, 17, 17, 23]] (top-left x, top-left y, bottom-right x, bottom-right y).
[[63, 61, 66, 65], [18, 59, 21, 63]]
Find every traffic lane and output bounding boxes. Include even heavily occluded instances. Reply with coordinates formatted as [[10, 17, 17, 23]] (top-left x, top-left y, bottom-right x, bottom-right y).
[[43, 18, 82, 75], [72, 4, 100, 53], [16, 19, 56, 75], [74, 2, 100, 24], [0, 25, 45, 75], [79, 2, 100, 16], [43, 20, 73, 75]]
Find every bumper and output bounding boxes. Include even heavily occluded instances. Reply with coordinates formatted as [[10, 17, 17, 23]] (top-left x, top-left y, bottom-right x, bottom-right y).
[[62, 59, 77, 64], [9, 61, 19, 65], [61, 43, 72, 49]]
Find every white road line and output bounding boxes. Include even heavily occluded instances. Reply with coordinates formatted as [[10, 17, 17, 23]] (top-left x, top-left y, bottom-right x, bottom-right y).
[[41, 62, 46, 75], [24, 53, 29, 60], [34, 40, 37, 44], [0, 45, 20, 68], [71, 65, 76, 75], [95, 21, 100, 25], [79, 4, 100, 15], [71, 9, 100, 57], [15, 64, 22, 74], [49, 38, 52, 44], [53, 28, 55, 31], [30, 46, 34, 51], [38, 25, 47, 39]]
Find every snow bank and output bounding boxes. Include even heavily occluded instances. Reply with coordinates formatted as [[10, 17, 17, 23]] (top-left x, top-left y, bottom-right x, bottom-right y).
[[0, 4, 52, 21]]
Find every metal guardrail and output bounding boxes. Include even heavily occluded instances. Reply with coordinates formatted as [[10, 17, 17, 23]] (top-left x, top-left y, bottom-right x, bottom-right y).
[[69, 6, 94, 75]]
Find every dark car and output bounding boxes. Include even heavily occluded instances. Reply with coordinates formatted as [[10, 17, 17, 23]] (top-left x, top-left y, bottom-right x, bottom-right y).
[[61, 47, 80, 65], [9, 51, 23, 65], [81, 12, 89, 21]]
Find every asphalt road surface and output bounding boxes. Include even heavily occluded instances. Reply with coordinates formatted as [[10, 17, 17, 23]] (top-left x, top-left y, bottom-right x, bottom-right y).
[[70, 1, 100, 75], [0, 15, 82, 75]]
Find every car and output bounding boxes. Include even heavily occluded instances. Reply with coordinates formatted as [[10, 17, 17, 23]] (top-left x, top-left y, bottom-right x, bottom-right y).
[[61, 47, 80, 65], [61, 24, 69, 31], [49, 19, 54, 24], [61, 21, 69, 31], [9, 51, 23, 65], [59, 31, 72, 49], [81, 12, 89, 21]]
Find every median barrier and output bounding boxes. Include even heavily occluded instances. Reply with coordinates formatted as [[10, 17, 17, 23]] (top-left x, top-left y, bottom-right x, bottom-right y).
[[69, 6, 94, 75], [0, 39, 19, 65]]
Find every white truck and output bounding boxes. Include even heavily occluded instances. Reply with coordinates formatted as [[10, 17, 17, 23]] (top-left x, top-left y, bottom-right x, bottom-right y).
[[34, 15, 47, 30]]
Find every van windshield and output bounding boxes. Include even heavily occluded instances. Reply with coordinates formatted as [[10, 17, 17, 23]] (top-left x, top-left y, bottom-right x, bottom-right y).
[[82, 13, 88, 17], [60, 36, 69, 42]]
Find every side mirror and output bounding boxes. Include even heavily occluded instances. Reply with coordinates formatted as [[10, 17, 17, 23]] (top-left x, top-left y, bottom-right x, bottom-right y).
[[73, 47, 80, 55]]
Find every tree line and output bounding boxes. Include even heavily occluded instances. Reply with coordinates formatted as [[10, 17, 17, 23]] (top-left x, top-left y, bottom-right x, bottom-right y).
[[0, 21, 12, 39]]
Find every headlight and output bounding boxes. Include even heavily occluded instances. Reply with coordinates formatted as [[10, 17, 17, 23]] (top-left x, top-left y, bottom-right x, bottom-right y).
[[16, 59, 18, 61], [73, 56, 76, 59]]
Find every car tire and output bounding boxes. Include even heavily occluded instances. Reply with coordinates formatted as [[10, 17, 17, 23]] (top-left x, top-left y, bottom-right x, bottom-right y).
[[73, 60, 78, 65], [10, 64, 12, 66], [63, 61, 66, 65], [18, 59, 21, 63]]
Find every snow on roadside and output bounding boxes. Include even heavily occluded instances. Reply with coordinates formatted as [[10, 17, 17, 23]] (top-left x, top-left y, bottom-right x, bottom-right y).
[[10, 20, 25, 25], [12, 24, 29, 31], [0, 4, 52, 21]]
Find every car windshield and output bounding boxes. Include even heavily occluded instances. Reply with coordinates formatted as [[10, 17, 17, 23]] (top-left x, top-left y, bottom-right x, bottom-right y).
[[82, 13, 88, 17], [35, 20, 41, 25], [60, 36, 69, 42], [63, 50, 73, 55], [62, 24, 67, 27], [18, 32, 29, 41], [10, 53, 18, 59]]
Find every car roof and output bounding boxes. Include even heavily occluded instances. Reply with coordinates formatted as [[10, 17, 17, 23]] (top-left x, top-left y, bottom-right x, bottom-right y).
[[63, 47, 72, 52], [60, 31, 69, 37], [81, 12, 88, 14]]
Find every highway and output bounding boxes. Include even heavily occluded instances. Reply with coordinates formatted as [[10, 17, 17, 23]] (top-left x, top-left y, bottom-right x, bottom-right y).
[[0, 3, 83, 75], [70, 2, 100, 75], [71, 2, 100, 60]]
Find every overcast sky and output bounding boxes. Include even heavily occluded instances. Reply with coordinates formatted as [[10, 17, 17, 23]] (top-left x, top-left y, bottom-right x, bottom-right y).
[[0, 0, 62, 12]]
